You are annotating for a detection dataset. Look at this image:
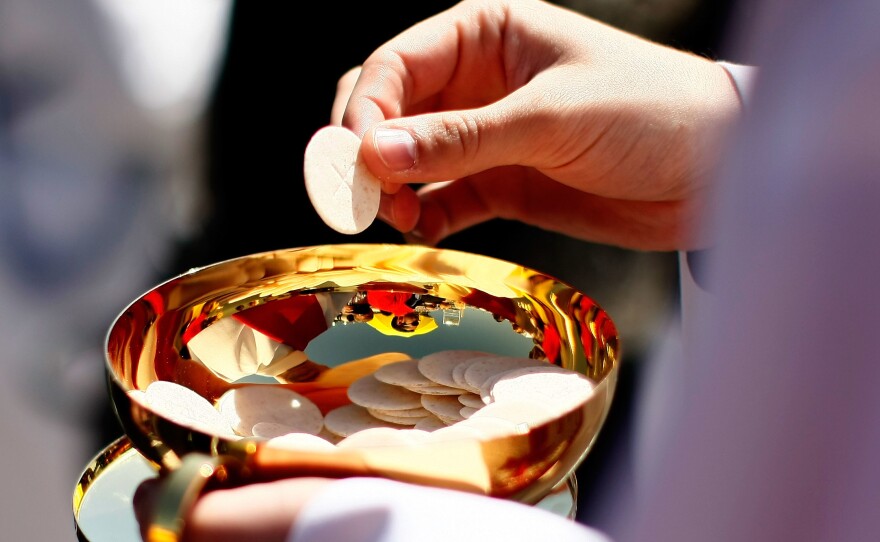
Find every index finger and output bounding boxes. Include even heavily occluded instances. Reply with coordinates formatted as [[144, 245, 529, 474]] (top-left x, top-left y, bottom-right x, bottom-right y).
[[341, 1, 507, 137]]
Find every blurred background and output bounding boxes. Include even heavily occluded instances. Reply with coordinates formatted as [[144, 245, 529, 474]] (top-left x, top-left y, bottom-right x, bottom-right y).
[[0, 0, 746, 538]]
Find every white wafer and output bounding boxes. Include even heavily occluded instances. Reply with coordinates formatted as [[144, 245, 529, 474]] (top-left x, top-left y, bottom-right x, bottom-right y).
[[414, 415, 448, 431], [217, 386, 323, 437], [318, 428, 344, 445], [452, 358, 488, 392], [374, 360, 436, 389], [460, 406, 479, 419], [421, 394, 466, 423], [265, 432, 337, 452], [144, 381, 236, 438], [367, 409, 425, 426], [367, 406, 430, 418], [464, 356, 549, 393], [404, 383, 464, 396], [375, 359, 465, 395], [304, 126, 381, 234], [418, 350, 495, 388], [458, 393, 485, 409], [490, 367, 595, 412], [347, 374, 423, 411], [336, 427, 428, 449], [436, 414, 464, 425], [479, 365, 574, 405], [324, 404, 405, 437], [252, 422, 300, 439]]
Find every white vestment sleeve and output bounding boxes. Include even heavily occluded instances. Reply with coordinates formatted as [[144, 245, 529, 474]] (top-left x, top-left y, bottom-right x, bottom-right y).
[[620, 3, 880, 541], [286, 478, 611, 542], [716, 61, 758, 106]]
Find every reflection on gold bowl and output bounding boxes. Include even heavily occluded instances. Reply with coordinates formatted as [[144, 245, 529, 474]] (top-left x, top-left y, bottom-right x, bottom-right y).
[[105, 243, 619, 506]]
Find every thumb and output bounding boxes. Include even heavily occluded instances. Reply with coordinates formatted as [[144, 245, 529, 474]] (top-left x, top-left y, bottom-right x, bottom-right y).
[[359, 91, 554, 184]]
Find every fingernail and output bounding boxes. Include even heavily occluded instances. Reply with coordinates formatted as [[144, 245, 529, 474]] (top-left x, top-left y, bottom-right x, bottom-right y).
[[404, 229, 428, 246], [374, 128, 416, 171]]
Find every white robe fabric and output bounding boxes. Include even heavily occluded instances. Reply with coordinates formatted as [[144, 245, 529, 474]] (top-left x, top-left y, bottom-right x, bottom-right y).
[[622, 2, 880, 541], [291, 478, 610, 542]]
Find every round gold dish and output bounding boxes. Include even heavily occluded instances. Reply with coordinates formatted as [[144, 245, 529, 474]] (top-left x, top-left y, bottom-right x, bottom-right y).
[[85, 243, 619, 540]]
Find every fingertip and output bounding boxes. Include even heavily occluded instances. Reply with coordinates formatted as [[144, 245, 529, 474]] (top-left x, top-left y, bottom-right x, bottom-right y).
[[377, 187, 421, 233], [403, 230, 431, 246], [381, 180, 402, 195], [409, 198, 449, 246]]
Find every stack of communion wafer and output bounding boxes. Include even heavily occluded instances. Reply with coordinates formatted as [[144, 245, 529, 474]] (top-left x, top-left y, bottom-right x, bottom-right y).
[[131, 350, 595, 451]]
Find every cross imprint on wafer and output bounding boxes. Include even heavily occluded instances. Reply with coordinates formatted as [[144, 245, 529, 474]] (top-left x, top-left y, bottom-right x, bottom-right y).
[[331, 161, 355, 186], [332, 177, 353, 200], [330, 161, 355, 200]]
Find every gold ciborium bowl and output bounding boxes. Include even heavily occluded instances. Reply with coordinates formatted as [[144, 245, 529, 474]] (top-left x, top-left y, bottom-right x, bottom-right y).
[[102, 243, 618, 536]]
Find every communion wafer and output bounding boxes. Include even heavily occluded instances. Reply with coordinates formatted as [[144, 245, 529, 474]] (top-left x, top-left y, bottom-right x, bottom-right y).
[[459, 407, 479, 419], [217, 386, 323, 437], [375, 360, 466, 395], [347, 374, 423, 411], [479, 364, 575, 404], [318, 427, 344, 445], [365, 409, 424, 426], [452, 354, 502, 395], [336, 427, 428, 449], [458, 393, 485, 409], [144, 381, 236, 437], [413, 415, 447, 431], [324, 404, 406, 437], [489, 366, 595, 411], [452, 358, 486, 392], [374, 359, 435, 389], [252, 422, 300, 439], [463, 356, 549, 393], [367, 406, 431, 418], [304, 126, 381, 234], [402, 383, 464, 396], [418, 350, 495, 388], [265, 432, 338, 452], [421, 394, 466, 422], [436, 414, 464, 425]]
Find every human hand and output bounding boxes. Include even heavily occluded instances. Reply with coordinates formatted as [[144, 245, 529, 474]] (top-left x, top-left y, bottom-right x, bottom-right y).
[[332, 0, 741, 250], [134, 477, 332, 542]]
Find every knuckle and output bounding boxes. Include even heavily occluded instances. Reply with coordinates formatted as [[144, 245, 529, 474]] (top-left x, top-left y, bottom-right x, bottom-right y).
[[437, 113, 482, 160]]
